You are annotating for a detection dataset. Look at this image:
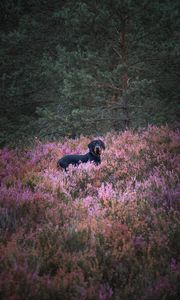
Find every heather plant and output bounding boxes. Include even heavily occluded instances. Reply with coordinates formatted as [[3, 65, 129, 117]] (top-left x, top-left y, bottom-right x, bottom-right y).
[[0, 126, 179, 300]]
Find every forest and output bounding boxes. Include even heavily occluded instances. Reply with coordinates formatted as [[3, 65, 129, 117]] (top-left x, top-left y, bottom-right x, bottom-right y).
[[0, 1, 180, 300], [0, 0, 179, 145]]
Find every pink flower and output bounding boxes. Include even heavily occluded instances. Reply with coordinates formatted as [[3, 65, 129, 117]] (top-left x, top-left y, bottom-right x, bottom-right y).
[[98, 183, 116, 201], [99, 284, 113, 300]]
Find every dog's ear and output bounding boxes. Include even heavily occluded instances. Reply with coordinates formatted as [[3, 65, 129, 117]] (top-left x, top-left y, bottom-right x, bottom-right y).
[[88, 141, 95, 153], [99, 140, 105, 150]]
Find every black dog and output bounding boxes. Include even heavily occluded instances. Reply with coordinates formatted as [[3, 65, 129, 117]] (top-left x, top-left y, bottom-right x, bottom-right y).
[[57, 140, 105, 171]]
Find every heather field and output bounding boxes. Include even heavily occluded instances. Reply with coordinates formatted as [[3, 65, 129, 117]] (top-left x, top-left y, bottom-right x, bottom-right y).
[[0, 126, 180, 300]]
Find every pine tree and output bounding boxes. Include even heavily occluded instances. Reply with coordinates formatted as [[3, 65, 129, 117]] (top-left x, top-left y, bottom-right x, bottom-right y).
[[39, 0, 179, 137], [0, 0, 179, 144]]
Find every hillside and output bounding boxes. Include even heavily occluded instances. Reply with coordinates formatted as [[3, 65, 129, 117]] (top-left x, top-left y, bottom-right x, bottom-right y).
[[0, 126, 180, 300]]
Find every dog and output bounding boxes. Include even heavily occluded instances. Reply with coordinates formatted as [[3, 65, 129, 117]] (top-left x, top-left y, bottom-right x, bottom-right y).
[[57, 139, 105, 171]]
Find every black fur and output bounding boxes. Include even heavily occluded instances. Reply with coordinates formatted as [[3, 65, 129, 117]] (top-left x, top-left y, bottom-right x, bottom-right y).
[[57, 139, 105, 171]]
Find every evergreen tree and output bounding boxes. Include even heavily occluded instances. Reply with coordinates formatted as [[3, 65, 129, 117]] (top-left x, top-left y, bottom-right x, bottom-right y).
[[38, 0, 179, 138], [0, 0, 179, 145]]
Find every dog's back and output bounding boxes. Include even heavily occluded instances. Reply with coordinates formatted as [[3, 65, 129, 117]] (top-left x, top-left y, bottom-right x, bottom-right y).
[[57, 153, 89, 170]]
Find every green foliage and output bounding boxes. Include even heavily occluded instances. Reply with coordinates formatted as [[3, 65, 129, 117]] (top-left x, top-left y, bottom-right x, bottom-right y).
[[0, 0, 179, 145]]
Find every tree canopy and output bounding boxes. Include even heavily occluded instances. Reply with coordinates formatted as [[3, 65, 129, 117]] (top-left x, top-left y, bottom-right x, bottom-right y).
[[0, 0, 179, 145]]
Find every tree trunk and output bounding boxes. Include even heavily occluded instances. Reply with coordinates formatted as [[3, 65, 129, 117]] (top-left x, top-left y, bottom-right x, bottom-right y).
[[120, 18, 130, 129]]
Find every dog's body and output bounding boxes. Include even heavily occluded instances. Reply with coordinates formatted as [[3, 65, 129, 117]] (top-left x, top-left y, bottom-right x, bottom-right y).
[[57, 140, 105, 171]]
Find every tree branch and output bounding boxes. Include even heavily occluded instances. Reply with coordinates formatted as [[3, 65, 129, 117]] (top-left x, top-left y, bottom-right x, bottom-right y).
[[93, 83, 122, 91]]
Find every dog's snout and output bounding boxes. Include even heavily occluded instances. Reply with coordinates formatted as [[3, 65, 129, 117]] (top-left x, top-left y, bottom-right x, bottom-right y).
[[95, 145, 101, 155]]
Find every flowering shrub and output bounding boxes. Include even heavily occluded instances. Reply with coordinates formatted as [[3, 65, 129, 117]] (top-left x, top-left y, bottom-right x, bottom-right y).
[[0, 126, 179, 299]]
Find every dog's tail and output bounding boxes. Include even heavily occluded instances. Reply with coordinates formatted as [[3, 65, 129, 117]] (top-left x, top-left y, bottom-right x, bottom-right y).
[[57, 160, 61, 169], [57, 159, 67, 171]]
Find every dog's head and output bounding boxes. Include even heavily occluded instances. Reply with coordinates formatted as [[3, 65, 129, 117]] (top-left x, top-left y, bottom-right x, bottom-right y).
[[88, 139, 105, 156]]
